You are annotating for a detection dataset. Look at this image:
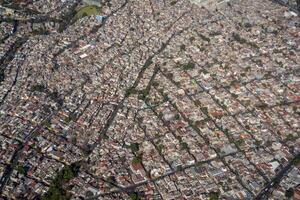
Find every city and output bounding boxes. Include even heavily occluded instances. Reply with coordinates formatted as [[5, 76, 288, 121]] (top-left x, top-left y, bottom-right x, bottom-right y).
[[0, 0, 299, 199]]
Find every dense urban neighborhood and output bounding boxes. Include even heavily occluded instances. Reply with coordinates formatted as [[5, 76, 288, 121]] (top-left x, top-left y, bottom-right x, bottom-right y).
[[0, 0, 299, 199]]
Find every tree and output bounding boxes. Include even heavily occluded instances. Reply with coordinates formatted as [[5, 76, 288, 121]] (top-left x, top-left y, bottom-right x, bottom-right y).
[[209, 191, 219, 200], [0, 69, 5, 83], [82, 12, 88, 18], [126, 87, 138, 97], [180, 141, 189, 150], [170, 1, 177, 6], [85, 191, 94, 198], [286, 134, 295, 141], [31, 84, 46, 92], [232, 32, 259, 49], [235, 139, 244, 147], [107, 176, 117, 184], [285, 188, 294, 199], [138, 89, 148, 101], [129, 191, 144, 200], [15, 164, 25, 175], [182, 61, 196, 70], [292, 156, 300, 166], [232, 32, 247, 44], [180, 44, 186, 51], [157, 143, 164, 153], [201, 107, 209, 115], [130, 143, 140, 153], [41, 162, 81, 200], [63, 167, 74, 180], [132, 155, 142, 165], [70, 137, 77, 145]]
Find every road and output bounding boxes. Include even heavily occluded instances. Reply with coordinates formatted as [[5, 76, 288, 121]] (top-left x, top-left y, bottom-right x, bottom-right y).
[[254, 152, 300, 200], [0, 114, 55, 195]]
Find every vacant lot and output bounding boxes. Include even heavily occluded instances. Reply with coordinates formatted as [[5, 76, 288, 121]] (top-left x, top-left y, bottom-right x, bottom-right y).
[[75, 5, 101, 19]]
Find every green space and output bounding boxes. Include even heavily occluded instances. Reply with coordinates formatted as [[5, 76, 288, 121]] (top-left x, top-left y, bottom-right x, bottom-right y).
[[15, 164, 26, 175], [75, 5, 102, 20], [138, 89, 149, 101], [209, 191, 219, 200], [41, 162, 81, 200], [285, 188, 294, 199], [129, 192, 144, 200], [178, 61, 196, 71], [292, 154, 300, 166], [129, 142, 140, 153], [31, 84, 46, 93], [180, 141, 189, 150], [132, 154, 143, 165]]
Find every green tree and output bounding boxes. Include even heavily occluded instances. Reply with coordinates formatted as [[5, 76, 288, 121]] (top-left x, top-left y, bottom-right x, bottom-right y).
[[170, 1, 177, 6], [82, 12, 88, 18], [235, 139, 244, 147], [209, 191, 219, 200], [138, 89, 148, 101], [41, 162, 81, 200], [285, 188, 294, 199], [180, 44, 186, 51], [292, 156, 300, 166], [31, 84, 46, 92], [182, 61, 196, 70], [130, 143, 140, 153], [180, 141, 189, 150], [63, 167, 74, 180], [0, 69, 4, 82], [232, 32, 247, 44], [107, 176, 117, 184], [132, 155, 142, 165], [15, 164, 25, 175], [201, 107, 209, 115], [129, 192, 144, 200]]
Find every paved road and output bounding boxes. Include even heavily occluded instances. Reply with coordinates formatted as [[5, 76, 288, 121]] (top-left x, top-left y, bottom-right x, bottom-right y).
[[0, 114, 54, 195], [254, 152, 300, 200]]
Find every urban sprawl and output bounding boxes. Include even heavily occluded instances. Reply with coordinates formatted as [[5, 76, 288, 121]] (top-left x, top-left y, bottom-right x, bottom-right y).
[[0, 0, 299, 199]]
